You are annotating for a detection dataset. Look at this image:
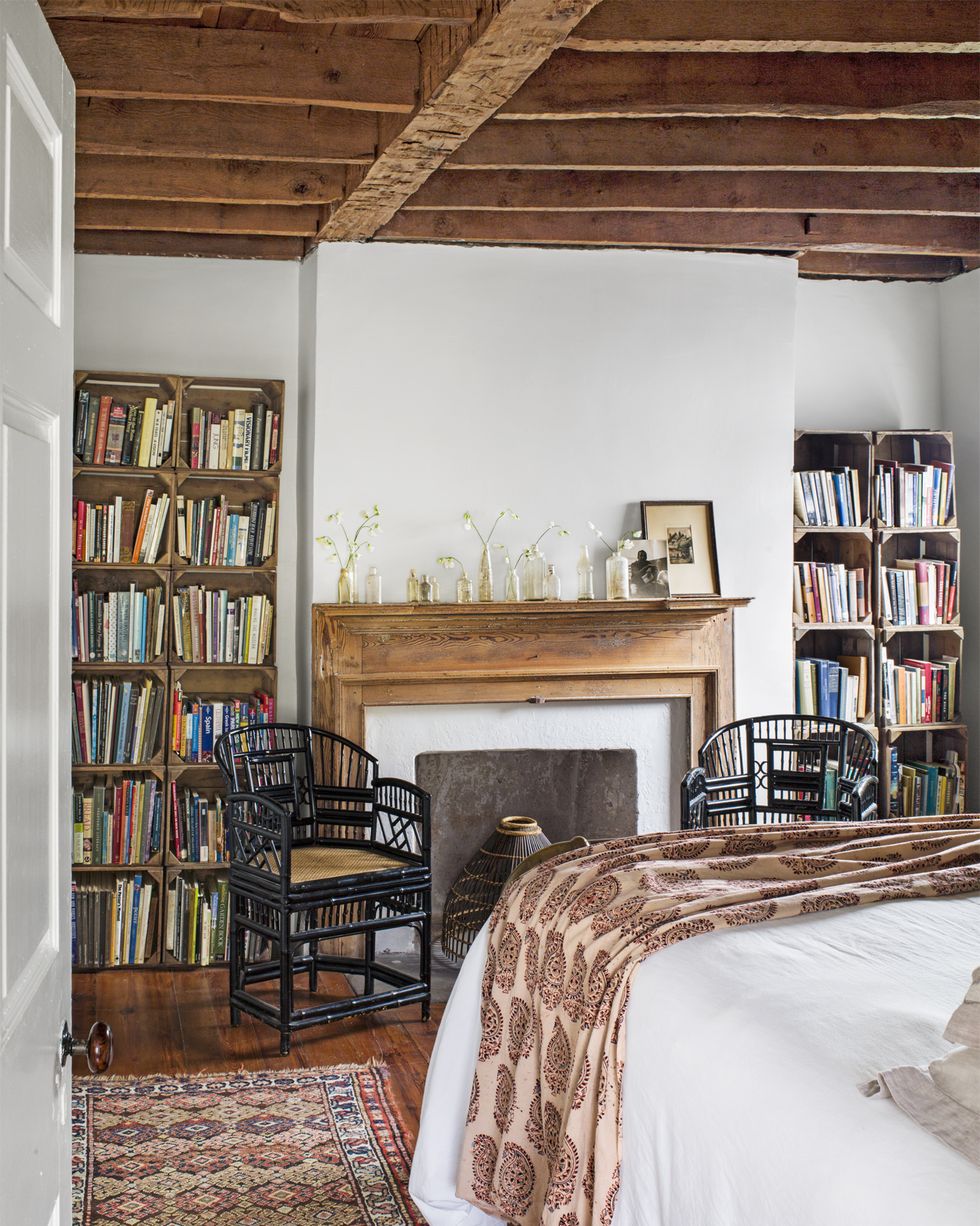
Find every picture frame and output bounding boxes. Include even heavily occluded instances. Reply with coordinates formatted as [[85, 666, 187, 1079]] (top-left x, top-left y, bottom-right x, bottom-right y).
[[627, 539, 670, 600], [640, 501, 720, 596]]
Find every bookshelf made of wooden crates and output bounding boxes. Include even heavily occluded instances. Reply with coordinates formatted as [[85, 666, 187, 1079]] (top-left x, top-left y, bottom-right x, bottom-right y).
[[71, 370, 283, 972], [793, 429, 966, 819]]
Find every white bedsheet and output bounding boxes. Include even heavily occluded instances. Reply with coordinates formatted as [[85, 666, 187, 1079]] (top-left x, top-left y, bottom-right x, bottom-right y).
[[410, 895, 980, 1226]]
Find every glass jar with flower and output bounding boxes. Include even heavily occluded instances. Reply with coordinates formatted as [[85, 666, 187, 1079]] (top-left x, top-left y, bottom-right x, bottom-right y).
[[520, 521, 570, 600], [438, 556, 473, 603], [316, 504, 381, 604], [588, 522, 642, 600], [462, 509, 519, 602]]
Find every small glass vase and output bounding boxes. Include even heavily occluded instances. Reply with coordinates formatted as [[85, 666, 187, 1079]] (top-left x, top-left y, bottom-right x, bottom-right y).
[[457, 574, 474, 603], [606, 550, 629, 600], [577, 545, 595, 600], [524, 545, 547, 600], [338, 563, 356, 604], [478, 545, 493, 602], [544, 563, 561, 601], [365, 566, 382, 604], [505, 565, 521, 602]]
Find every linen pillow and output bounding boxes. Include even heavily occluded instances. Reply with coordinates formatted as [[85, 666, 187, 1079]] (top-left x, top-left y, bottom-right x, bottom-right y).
[[871, 967, 980, 1168]]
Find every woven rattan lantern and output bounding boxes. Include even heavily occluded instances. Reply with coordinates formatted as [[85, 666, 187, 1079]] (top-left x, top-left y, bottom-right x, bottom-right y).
[[441, 816, 550, 961]]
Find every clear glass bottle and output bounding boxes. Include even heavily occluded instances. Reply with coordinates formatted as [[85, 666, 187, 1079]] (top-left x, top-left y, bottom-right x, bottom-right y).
[[478, 546, 493, 602], [606, 549, 630, 600], [524, 544, 547, 600], [431, 574, 441, 603], [418, 573, 433, 603], [544, 563, 561, 601], [505, 563, 521, 602], [338, 566, 354, 604], [457, 574, 474, 603], [407, 568, 419, 602], [365, 566, 382, 604], [577, 545, 595, 600]]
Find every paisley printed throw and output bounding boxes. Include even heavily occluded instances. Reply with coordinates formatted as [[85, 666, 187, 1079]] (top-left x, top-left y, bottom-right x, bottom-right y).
[[457, 818, 980, 1226]]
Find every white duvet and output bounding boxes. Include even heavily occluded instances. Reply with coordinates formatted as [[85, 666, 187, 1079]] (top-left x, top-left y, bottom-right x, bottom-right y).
[[410, 895, 980, 1226]]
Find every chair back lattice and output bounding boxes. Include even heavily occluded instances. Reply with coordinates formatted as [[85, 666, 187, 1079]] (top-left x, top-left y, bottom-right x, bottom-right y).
[[698, 715, 877, 826], [214, 723, 378, 842]]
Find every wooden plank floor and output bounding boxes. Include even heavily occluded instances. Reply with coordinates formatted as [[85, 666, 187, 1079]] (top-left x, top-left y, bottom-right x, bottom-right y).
[[71, 970, 444, 1140]]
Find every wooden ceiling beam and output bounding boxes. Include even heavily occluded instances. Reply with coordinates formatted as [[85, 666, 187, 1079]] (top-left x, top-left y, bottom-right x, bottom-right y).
[[74, 230, 306, 259], [50, 19, 419, 112], [222, 1, 478, 20], [377, 209, 980, 255], [567, 1, 980, 54], [40, 1, 206, 16], [797, 252, 969, 280], [75, 199, 322, 235], [448, 117, 980, 171], [317, 0, 606, 242], [76, 99, 378, 162], [503, 52, 980, 120], [76, 155, 347, 204], [407, 170, 980, 217], [41, 1, 476, 19]]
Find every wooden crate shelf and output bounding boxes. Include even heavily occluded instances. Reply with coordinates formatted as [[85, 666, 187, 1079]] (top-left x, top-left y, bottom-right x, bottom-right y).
[[71, 369, 281, 973], [794, 428, 967, 816]]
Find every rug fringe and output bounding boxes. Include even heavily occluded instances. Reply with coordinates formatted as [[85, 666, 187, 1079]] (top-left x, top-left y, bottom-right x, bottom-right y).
[[74, 1062, 386, 1085]]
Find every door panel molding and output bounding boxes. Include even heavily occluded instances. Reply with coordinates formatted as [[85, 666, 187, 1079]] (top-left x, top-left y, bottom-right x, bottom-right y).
[[0, 388, 61, 1045], [3, 34, 63, 324]]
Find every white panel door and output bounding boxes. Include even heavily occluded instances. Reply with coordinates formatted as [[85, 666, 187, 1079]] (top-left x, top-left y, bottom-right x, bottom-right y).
[[0, 2, 74, 1224]]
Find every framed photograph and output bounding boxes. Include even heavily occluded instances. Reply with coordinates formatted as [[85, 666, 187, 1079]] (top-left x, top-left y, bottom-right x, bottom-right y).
[[628, 539, 670, 599], [641, 501, 720, 596]]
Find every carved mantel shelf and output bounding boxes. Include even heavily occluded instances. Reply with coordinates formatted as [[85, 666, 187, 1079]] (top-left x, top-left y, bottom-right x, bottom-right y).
[[312, 598, 750, 767]]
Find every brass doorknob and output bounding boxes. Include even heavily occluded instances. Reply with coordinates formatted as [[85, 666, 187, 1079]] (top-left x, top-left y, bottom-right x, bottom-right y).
[[61, 1021, 113, 1073]]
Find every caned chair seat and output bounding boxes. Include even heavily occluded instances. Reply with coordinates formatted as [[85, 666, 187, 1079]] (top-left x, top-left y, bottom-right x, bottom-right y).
[[215, 723, 432, 1056], [285, 844, 407, 884]]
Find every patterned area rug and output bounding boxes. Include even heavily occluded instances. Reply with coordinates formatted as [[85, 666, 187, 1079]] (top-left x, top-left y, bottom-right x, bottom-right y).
[[72, 1065, 425, 1226]]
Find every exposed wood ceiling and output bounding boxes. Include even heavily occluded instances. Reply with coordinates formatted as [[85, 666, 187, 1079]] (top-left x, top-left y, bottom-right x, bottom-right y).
[[44, 0, 980, 280]]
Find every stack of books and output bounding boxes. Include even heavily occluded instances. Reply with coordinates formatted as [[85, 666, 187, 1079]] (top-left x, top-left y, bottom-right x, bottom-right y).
[[73, 489, 170, 565], [72, 676, 166, 765], [874, 460, 954, 527], [74, 390, 175, 468], [881, 654, 958, 726], [793, 562, 868, 623], [171, 588, 274, 665], [170, 785, 226, 864], [166, 876, 230, 965], [889, 748, 964, 817], [71, 581, 166, 663], [187, 404, 281, 471], [793, 467, 863, 526], [170, 684, 275, 763], [795, 654, 870, 723], [175, 495, 277, 567], [71, 874, 156, 966], [880, 558, 958, 625], [72, 777, 163, 865]]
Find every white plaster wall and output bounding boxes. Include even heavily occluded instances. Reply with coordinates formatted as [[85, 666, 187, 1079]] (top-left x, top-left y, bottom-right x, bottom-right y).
[[939, 269, 980, 810], [74, 254, 301, 718], [309, 243, 798, 721], [795, 278, 942, 429]]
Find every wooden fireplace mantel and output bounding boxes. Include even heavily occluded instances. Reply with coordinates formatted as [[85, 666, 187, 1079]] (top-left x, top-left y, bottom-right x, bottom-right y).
[[311, 598, 750, 767]]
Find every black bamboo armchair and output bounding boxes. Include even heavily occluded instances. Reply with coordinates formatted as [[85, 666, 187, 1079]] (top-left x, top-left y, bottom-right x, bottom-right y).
[[214, 723, 431, 1055], [681, 715, 878, 830]]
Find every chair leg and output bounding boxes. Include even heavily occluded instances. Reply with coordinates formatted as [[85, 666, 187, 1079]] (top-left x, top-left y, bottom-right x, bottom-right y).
[[229, 907, 241, 1027], [420, 890, 432, 1022], [364, 903, 375, 995], [278, 913, 293, 1058], [309, 933, 318, 993]]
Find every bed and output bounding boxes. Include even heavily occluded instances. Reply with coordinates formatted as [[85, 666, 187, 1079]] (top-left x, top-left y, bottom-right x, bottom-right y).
[[411, 893, 980, 1226]]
